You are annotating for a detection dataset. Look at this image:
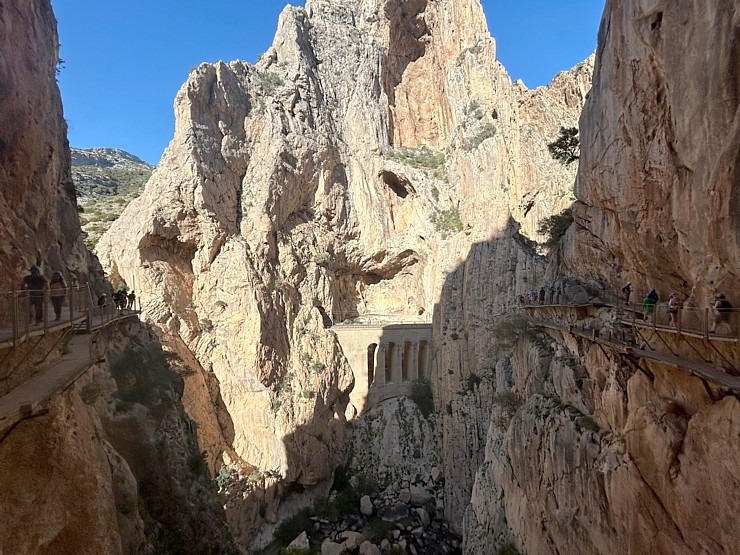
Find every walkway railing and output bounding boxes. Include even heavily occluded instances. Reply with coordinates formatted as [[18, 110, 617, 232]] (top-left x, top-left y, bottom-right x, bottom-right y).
[[0, 286, 91, 346], [0, 285, 140, 349], [519, 298, 739, 341]]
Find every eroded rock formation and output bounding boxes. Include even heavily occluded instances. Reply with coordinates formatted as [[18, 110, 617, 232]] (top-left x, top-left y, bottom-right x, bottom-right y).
[[0, 0, 92, 289], [97, 0, 589, 546]]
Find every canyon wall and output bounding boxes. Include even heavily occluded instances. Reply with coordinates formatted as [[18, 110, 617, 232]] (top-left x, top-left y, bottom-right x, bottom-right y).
[[0, 2, 234, 552], [96, 0, 589, 546], [458, 1, 740, 554], [0, 0, 93, 290]]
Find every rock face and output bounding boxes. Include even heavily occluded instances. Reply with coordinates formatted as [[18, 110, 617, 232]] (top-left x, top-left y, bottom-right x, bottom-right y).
[[456, 1, 740, 554], [97, 0, 589, 546], [0, 0, 93, 290], [0, 3, 234, 552], [567, 0, 740, 304]]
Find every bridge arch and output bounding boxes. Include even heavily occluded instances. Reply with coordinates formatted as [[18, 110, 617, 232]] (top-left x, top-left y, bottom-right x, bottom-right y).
[[367, 343, 377, 388], [402, 340, 412, 381]]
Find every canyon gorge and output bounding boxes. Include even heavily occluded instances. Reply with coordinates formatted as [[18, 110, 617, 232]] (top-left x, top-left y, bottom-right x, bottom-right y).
[[0, 0, 737, 554]]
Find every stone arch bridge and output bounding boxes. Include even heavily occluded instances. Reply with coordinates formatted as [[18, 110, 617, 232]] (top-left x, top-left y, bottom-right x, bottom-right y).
[[331, 322, 432, 414]]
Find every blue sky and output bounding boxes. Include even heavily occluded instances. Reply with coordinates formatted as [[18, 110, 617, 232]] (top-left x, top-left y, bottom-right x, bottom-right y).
[[52, 1, 604, 165]]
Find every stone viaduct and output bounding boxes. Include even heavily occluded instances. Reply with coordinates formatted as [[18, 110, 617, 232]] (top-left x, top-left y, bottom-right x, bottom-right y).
[[331, 322, 433, 414]]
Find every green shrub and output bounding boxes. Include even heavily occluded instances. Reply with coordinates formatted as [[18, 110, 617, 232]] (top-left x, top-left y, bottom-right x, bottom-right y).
[[79, 383, 101, 404], [273, 508, 313, 546], [432, 207, 463, 235], [215, 466, 236, 489], [260, 71, 284, 94], [188, 450, 208, 477], [497, 544, 521, 555], [537, 208, 574, 248], [463, 122, 497, 151]]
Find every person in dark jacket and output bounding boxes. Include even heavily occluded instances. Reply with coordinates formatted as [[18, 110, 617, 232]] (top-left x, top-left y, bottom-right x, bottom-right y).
[[643, 289, 658, 322], [22, 265, 48, 324]]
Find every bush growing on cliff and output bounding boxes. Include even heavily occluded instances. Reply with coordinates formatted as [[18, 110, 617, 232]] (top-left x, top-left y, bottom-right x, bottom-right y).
[[547, 126, 580, 165], [463, 122, 497, 151], [432, 207, 463, 236], [259, 71, 284, 94], [537, 208, 574, 248], [274, 508, 313, 546]]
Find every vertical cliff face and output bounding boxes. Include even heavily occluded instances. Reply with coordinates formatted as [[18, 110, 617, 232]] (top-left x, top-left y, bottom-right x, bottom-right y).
[[96, 0, 590, 545], [567, 0, 740, 302], [0, 3, 235, 553], [0, 0, 92, 288], [459, 2, 739, 554]]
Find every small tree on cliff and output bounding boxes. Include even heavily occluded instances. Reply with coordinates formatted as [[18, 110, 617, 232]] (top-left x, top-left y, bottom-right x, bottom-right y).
[[537, 208, 574, 248], [547, 127, 580, 165]]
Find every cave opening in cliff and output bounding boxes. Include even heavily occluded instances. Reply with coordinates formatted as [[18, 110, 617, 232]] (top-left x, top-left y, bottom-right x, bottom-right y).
[[381, 170, 416, 199]]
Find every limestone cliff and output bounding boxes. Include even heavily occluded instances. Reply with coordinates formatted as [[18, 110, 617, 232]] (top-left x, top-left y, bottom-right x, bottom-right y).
[[0, 2, 234, 553], [97, 0, 590, 547], [457, 1, 740, 554], [0, 0, 93, 290]]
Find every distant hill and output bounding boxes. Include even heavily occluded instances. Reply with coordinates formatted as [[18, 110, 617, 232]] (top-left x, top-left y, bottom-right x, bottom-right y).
[[72, 147, 154, 202], [72, 147, 153, 250]]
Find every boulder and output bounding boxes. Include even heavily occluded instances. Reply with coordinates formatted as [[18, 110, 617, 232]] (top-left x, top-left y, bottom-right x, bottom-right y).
[[360, 495, 373, 516]]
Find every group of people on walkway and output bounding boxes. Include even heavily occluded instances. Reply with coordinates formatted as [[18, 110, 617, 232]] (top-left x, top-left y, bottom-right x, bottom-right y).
[[632, 284, 733, 334], [519, 285, 562, 306], [20, 265, 137, 325], [21, 265, 68, 323]]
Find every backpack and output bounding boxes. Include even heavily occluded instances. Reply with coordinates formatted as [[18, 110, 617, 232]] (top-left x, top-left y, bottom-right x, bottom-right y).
[[718, 299, 732, 313]]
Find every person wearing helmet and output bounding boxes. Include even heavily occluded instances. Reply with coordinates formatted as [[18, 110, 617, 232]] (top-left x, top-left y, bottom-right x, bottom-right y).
[[49, 271, 67, 321], [21, 265, 48, 324]]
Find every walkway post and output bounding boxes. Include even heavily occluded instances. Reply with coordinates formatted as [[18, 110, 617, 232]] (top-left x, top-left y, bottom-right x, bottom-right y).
[[704, 308, 708, 339], [43, 288, 49, 332], [69, 286, 74, 324], [12, 292, 18, 347]]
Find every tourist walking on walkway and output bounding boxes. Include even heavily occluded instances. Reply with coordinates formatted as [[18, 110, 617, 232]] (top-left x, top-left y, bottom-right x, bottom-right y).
[[49, 271, 67, 321], [127, 290, 136, 310], [622, 282, 632, 305], [711, 293, 732, 334], [643, 289, 658, 322], [539, 287, 546, 305], [667, 292, 682, 328], [22, 265, 48, 324]]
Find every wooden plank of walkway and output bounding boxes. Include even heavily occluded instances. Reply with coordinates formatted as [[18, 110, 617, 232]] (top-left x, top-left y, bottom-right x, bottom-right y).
[[0, 310, 88, 350], [0, 334, 92, 438], [625, 346, 740, 394], [525, 316, 740, 394]]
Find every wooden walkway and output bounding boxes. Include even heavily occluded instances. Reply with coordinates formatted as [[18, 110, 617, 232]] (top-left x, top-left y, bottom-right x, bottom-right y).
[[0, 311, 140, 440], [522, 312, 740, 395], [0, 335, 92, 438]]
